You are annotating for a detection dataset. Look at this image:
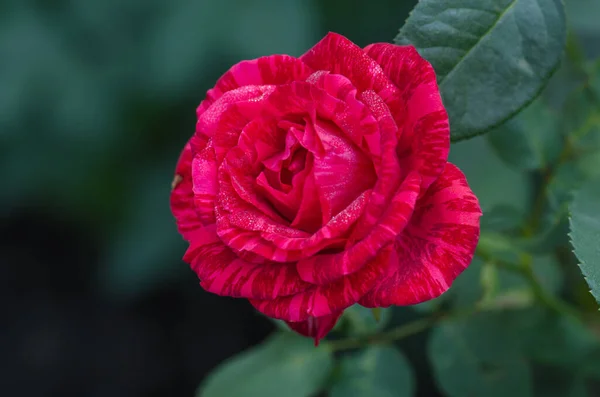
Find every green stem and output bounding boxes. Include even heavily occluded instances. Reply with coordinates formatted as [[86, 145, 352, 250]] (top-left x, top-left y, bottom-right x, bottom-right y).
[[328, 308, 476, 352], [519, 254, 580, 319], [476, 248, 580, 318]]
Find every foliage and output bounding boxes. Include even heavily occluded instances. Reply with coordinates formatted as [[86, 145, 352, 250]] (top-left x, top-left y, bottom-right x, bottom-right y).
[[396, 0, 566, 141], [330, 346, 414, 397], [570, 178, 600, 304], [199, 333, 333, 397]]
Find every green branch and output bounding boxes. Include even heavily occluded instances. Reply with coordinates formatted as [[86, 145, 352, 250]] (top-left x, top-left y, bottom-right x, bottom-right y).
[[327, 308, 477, 352]]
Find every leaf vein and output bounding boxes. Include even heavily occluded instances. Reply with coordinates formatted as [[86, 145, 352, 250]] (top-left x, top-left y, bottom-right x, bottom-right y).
[[438, 0, 519, 87]]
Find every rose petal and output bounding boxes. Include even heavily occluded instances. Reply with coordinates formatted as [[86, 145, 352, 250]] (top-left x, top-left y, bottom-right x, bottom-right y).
[[250, 245, 393, 321], [301, 32, 394, 94], [196, 85, 275, 162], [259, 127, 300, 173], [364, 43, 449, 190], [219, 167, 373, 263], [215, 81, 382, 262], [196, 55, 313, 117], [297, 172, 421, 285], [359, 163, 482, 308], [216, 164, 321, 263], [285, 312, 343, 346], [289, 170, 323, 233], [256, 151, 311, 225], [222, 147, 290, 223], [346, 90, 402, 244], [305, 71, 381, 157], [170, 142, 204, 241], [262, 189, 371, 253], [191, 140, 218, 225], [311, 117, 376, 222], [184, 225, 312, 299]]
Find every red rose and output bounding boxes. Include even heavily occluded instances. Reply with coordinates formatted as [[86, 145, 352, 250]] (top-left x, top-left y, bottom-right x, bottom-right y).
[[171, 33, 481, 344]]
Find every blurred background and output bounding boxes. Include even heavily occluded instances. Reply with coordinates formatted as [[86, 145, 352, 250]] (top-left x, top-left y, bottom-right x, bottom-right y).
[[0, 0, 598, 396]]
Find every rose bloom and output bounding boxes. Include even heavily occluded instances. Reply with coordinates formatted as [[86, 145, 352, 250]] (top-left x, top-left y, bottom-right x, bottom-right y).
[[170, 33, 481, 344]]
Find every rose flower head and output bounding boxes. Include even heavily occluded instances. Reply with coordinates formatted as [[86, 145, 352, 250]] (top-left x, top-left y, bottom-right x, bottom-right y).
[[170, 32, 481, 345]]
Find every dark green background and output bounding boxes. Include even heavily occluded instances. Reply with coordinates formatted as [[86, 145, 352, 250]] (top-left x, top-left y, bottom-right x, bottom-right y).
[[0, 0, 597, 396]]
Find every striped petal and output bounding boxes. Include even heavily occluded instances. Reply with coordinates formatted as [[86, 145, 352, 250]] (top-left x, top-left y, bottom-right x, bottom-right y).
[[258, 80, 378, 224], [196, 85, 275, 162], [359, 163, 482, 308], [214, 81, 384, 263], [191, 140, 218, 225], [285, 311, 343, 346], [251, 245, 393, 321], [184, 225, 311, 300], [364, 43, 449, 191], [296, 172, 421, 285], [301, 32, 395, 94], [346, 90, 402, 244], [170, 142, 204, 241], [311, 117, 376, 222], [196, 55, 313, 117]]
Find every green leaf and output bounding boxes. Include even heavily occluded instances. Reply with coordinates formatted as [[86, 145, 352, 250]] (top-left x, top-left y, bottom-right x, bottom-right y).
[[198, 332, 333, 397], [534, 366, 592, 397], [428, 316, 534, 397], [569, 177, 600, 305], [487, 98, 562, 170], [396, 0, 566, 141], [448, 136, 531, 214], [522, 312, 600, 396], [330, 345, 414, 397], [525, 314, 600, 368]]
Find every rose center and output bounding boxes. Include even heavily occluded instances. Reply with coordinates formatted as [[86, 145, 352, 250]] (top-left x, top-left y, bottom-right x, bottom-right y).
[[254, 124, 317, 229]]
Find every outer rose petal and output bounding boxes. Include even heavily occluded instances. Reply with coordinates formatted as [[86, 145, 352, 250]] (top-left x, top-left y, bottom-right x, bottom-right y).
[[364, 43, 449, 191], [285, 312, 343, 346], [196, 85, 275, 162], [184, 225, 312, 300], [359, 163, 481, 308], [170, 142, 204, 241], [250, 245, 393, 322], [301, 32, 394, 94], [191, 141, 218, 225], [196, 55, 313, 116], [346, 90, 402, 244]]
